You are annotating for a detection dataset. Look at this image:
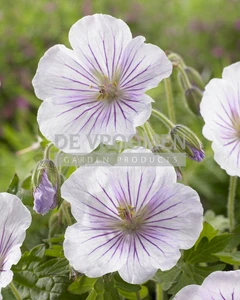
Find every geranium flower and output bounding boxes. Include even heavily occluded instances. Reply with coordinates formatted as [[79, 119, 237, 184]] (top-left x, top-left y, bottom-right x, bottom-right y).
[[200, 62, 240, 176], [0, 193, 32, 299], [61, 149, 203, 284], [32, 14, 172, 154], [174, 270, 240, 299]]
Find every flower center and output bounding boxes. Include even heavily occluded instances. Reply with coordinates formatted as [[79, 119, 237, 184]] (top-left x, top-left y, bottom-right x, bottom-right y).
[[97, 76, 120, 101], [117, 205, 141, 231]]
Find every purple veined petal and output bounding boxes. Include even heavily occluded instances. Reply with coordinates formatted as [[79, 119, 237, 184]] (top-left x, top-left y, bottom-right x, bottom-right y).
[[118, 234, 158, 284], [69, 14, 132, 81], [37, 97, 105, 154], [33, 15, 173, 154], [62, 148, 203, 284], [32, 45, 100, 102], [119, 36, 172, 92], [63, 223, 129, 278], [173, 285, 203, 300], [37, 94, 153, 154], [112, 149, 177, 211], [0, 193, 31, 293], [174, 270, 240, 299], [61, 165, 121, 226], [200, 68, 240, 176]]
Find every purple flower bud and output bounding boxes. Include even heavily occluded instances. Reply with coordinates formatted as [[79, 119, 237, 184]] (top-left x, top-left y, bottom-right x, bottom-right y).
[[190, 146, 205, 162], [171, 125, 205, 163], [33, 170, 57, 215]]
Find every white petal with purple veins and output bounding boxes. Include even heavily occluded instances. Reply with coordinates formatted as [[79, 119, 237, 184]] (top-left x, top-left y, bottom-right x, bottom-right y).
[[62, 149, 203, 284], [174, 270, 240, 299], [69, 14, 132, 80], [200, 62, 240, 176], [33, 14, 172, 154], [0, 193, 31, 295], [119, 36, 172, 92]]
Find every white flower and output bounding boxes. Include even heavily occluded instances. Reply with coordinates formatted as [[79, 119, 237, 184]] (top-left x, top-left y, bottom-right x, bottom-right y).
[[0, 193, 31, 298], [61, 149, 203, 284], [32, 14, 172, 154], [174, 270, 240, 299], [200, 62, 240, 176]]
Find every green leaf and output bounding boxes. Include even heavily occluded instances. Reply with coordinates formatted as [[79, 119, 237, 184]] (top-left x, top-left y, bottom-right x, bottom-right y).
[[154, 259, 225, 297], [45, 245, 64, 258], [185, 234, 233, 263], [117, 286, 148, 300], [153, 264, 182, 291], [214, 251, 240, 265], [8, 245, 79, 300], [168, 262, 225, 296], [68, 275, 122, 300], [224, 225, 240, 251], [7, 173, 20, 195], [196, 221, 218, 244], [68, 276, 97, 295], [114, 273, 141, 292], [22, 175, 32, 190]]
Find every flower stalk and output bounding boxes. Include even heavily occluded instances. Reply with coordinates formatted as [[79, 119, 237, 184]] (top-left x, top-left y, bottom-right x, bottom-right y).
[[156, 283, 163, 300], [151, 109, 175, 130], [10, 282, 22, 300], [164, 77, 176, 123], [228, 176, 238, 232]]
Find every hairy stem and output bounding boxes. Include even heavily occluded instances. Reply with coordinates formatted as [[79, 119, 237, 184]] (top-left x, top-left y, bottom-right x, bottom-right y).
[[164, 78, 176, 123], [228, 176, 238, 232]]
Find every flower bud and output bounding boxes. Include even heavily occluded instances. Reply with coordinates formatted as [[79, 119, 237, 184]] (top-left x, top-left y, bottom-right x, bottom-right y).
[[184, 67, 205, 90], [178, 66, 205, 91], [32, 159, 60, 215], [170, 125, 205, 162], [185, 87, 203, 116]]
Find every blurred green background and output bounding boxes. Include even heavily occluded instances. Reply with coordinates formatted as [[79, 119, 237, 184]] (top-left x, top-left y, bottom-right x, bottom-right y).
[[0, 0, 240, 220]]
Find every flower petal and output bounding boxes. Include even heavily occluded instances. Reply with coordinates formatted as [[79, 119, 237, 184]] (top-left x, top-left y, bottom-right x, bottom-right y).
[[63, 223, 128, 278], [118, 234, 157, 284], [61, 165, 120, 226], [174, 270, 240, 299], [202, 270, 240, 298], [32, 45, 99, 102], [174, 285, 203, 300], [200, 76, 240, 175], [69, 14, 132, 80], [0, 193, 31, 289], [37, 98, 104, 154], [113, 149, 177, 211], [140, 183, 203, 270], [119, 36, 172, 92], [222, 61, 240, 81]]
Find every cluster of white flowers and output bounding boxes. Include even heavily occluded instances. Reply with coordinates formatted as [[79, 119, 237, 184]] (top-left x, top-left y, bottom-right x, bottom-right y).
[[2, 13, 240, 299]]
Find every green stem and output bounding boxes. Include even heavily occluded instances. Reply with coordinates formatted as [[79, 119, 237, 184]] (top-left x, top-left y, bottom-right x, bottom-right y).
[[156, 283, 163, 300], [118, 141, 123, 153], [10, 282, 22, 300], [177, 65, 192, 89], [151, 109, 175, 130], [136, 291, 141, 300], [228, 176, 238, 232], [164, 78, 176, 123], [142, 122, 155, 148], [44, 143, 54, 160], [61, 201, 72, 226]]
